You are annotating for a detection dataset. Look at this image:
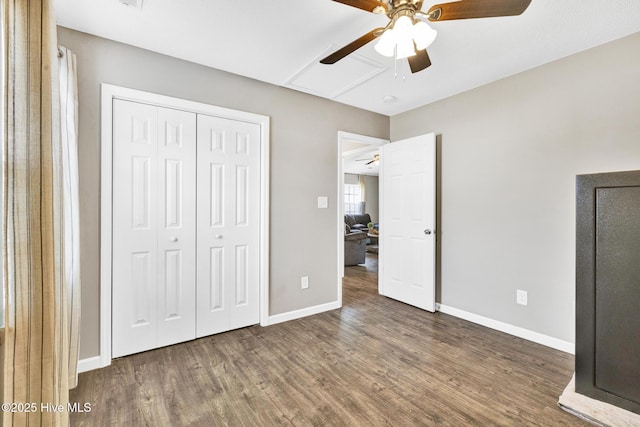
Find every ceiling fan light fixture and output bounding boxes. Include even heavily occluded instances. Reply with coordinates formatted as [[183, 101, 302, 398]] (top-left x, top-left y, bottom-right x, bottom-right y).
[[374, 15, 435, 60], [374, 29, 396, 57], [393, 15, 414, 40], [395, 37, 416, 59], [412, 21, 437, 50]]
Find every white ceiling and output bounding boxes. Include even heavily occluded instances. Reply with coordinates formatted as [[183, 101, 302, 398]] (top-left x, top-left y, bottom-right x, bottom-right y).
[[53, 0, 640, 116]]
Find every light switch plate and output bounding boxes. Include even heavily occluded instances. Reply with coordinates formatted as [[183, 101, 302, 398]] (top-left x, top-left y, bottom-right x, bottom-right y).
[[317, 196, 328, 209]]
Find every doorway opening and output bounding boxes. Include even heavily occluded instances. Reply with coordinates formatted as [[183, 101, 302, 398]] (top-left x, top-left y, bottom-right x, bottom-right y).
[[337, 132, 388, 305]]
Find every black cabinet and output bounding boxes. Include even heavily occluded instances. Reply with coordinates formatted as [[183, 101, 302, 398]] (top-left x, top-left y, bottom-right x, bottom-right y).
[[576, 170, 640, 414]]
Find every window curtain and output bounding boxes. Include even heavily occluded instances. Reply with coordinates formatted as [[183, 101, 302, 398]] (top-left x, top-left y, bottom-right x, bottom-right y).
[[358, 175, 367, 214], [2, 0, 76, 425], [58, 45, 81, 389]]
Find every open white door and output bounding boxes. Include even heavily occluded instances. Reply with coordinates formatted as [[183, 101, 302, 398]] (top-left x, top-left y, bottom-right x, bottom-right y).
[[379, 133, 436, 312]]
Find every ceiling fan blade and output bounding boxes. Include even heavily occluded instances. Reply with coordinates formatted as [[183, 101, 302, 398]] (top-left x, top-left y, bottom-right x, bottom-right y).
[[320, 28, 384, 65], [365, 159, 375, 165], [331, 0, 388, 14], [427, 0, 532, 21], [408, 49, 431, 73]]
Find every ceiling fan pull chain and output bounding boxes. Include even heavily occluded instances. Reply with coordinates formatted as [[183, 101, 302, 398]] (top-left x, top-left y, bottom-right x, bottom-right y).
[[394, 55, 398, 79], [401, 58, 407, 84]]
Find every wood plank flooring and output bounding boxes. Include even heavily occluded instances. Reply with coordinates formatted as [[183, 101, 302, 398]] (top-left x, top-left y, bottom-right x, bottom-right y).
[[70, 253, 585, 426]]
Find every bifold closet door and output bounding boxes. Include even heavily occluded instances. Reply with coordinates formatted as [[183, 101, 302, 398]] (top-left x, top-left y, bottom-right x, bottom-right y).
[[112, 99, 197, 358], [196, 114, 261, 337]]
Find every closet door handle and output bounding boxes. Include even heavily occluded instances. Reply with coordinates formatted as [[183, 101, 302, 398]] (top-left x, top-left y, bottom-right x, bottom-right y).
[[215, 234, 223, 239], [170, 236, 179, 242]]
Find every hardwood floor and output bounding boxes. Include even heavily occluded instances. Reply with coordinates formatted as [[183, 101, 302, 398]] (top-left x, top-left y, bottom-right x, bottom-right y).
[[71, 253, 585, 426]]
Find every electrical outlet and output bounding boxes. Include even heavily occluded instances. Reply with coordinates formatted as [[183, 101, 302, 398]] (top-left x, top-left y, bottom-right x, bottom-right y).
[[516, 290, 528, 306], [301, 276, 309, 290]]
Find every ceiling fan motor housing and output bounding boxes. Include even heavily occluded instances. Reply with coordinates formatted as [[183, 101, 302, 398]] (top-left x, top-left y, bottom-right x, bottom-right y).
[[387, 0, 419, 20]]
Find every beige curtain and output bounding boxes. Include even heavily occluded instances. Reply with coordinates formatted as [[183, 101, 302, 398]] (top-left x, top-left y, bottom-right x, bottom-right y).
[[2, 0, 72, 425], [58, 45, 81, 389], [358, 175, 367, 214]]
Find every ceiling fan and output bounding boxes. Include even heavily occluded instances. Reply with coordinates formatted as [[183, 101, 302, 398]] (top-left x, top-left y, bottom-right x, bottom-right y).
[[356, 153, 380, 165], [320, 0, 532, 73]]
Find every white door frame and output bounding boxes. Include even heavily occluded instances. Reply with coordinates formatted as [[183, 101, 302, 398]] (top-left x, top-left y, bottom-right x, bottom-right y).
[[99, 84, 270, 368], [336, 131, 388, 305]]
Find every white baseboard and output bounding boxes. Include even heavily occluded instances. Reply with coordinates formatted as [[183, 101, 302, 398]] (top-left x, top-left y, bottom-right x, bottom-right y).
[[265, 300, 341, 326], [77, 356, 102, 373], [436, 303, 575, 354]]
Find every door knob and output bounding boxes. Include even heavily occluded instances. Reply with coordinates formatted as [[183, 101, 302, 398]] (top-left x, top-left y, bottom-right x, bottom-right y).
[[215, 234, 223, 239], [424, 229, 432, 235], [170, 236, 179, 242]]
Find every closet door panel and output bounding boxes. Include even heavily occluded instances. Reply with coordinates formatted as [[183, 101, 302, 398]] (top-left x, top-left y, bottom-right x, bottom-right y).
[[228, 124, 261, 330], [197, 120, 230, 335], [112, 100, 159, 358], [196, 115, 260, 337], [112, 101, 197, 357], [156, 107, 197, 347]]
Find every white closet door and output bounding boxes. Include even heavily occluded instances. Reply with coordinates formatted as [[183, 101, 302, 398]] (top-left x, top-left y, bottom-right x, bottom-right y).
[[112, 99, 197, 357], [196, 114, 261, 337], [156, 107, 197, 347], [112, 100, 157, 357]]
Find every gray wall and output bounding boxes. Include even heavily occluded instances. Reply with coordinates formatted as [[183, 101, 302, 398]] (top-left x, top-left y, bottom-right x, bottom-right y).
[[57, 27, 389, 359], [391, 32, 640, 344], [344, 173, 359, 185]]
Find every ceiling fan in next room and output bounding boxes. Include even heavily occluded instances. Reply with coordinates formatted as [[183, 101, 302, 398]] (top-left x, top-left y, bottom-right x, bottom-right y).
[[356, 153, 380, 165], [320, 0, 532, 73]]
